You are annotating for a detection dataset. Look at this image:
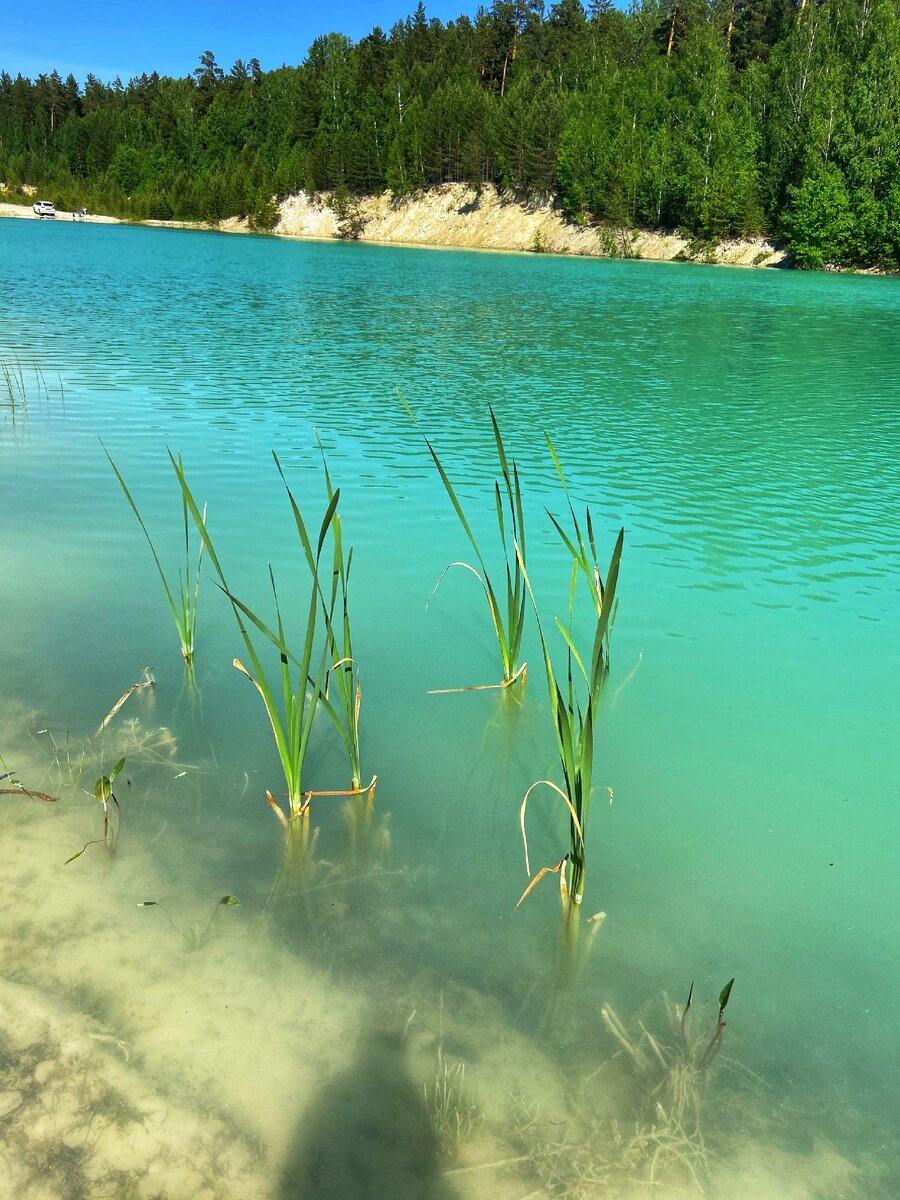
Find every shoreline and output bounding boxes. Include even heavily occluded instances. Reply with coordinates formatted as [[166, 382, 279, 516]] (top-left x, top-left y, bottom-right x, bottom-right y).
[[2, 186, 789, 269]]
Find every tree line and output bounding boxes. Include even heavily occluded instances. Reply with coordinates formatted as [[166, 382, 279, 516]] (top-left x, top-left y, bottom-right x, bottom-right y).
[[1, 0, 898, 268]]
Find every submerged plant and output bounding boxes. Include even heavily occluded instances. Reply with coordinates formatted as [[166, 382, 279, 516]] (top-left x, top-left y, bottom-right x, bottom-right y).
[[424, 995, 482, 1161], [104, 446, 206, 665], [137, 894, 241, 948], [426, 407, 528, 692], [512, 981, 735, 1197], [96, 668, 156, 735], [598, 979, 737, 1191], [65, 757, 125, 864], [39, 673, 189, 804], [344, 787, 390, 869], [425, 1051, 481, 1162], [517, 436, 624, 914]]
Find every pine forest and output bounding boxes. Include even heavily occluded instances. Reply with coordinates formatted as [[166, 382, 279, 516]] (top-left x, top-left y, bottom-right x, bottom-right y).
[[2, 0, 898, 268]]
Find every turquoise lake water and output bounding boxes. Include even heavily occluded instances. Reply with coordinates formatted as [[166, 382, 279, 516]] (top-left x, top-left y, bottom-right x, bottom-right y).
[[1, 217, 898, 1198]]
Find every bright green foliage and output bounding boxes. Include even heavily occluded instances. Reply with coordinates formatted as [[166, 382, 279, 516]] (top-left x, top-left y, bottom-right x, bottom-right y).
[[171, 450, 368, 815], [2, 0, 899, 266], [171, 453, 337, 815], [519, 437, 623, 910], [785, 165, 855, 268], [279, 443, 370, 795], [426, 408, 528, 691]]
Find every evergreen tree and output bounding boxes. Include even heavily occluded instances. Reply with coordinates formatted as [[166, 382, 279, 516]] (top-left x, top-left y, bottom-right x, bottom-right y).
[[0, 0, 896, 265]]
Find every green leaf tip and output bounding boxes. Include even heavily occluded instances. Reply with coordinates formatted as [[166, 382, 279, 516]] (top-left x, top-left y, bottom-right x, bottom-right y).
[[95, 757, 126, 803], [718, 977, 735, 1012]]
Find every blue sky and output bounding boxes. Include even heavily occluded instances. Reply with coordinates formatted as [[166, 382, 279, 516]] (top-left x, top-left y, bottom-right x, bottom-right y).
[[1, 0, 480, 83]]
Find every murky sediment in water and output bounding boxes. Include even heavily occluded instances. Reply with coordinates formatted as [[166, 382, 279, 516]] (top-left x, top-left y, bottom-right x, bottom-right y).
[[0, 699, 883, 1200], [1, 218, 898, 1198]]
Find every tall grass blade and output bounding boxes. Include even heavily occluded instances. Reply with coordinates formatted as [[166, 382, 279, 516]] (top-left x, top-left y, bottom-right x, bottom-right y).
[[513, 430, 625, 912], [105, 445, 205, 664], [425, 408, 528, 690]]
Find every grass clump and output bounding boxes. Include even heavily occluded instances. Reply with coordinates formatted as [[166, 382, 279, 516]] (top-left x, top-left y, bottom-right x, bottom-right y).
[[598, 979, 736, 1191], [172, 448, 375, 842], [425, 1050, 482, 1162], [424, 996, 482, 1162], [511, 982, 735, 1196]]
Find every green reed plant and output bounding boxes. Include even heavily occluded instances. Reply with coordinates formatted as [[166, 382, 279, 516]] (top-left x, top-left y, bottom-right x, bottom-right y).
[[171, 451, 335, 826], [1, 357, 28, 427], [2, 355, 61, 434], [544, 434, 622, 675], [426, 407, 528, 692], [173, 449, 373, 833], [287, 439, 375, 800], [517, 437, 624, 912], [104, 447, 206, 665]]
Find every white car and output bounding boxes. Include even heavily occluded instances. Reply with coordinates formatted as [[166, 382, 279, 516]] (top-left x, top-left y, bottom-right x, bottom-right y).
[[33, 200, 56, 217]]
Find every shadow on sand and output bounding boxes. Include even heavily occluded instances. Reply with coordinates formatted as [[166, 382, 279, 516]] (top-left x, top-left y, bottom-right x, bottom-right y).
[[278, 1026, 458, 1200]]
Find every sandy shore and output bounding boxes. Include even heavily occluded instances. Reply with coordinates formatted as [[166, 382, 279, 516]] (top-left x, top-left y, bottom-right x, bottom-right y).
[[1, 187, 789, 268], [0, 202, 120, 225]]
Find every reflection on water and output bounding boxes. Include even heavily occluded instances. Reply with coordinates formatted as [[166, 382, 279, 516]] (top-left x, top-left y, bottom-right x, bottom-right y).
[[1, 218, 898, 1197]]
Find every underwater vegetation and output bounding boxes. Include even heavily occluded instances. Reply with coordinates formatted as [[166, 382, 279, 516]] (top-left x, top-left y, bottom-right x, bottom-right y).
[[99, 416, 627, 928], [63, 757, 125, 865], [509, 982, 737, 1196], [3, 411, 792, 1199], [601, 979, 737, 1181], [137, 894, 241, 949]]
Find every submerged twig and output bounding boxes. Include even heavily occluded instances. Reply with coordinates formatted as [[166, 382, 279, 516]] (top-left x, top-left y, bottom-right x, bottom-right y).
[[96, 669, 156, 735], [0, 787, 58, 802]]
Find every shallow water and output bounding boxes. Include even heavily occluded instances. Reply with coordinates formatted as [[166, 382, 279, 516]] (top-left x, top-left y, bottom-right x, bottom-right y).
[[1, 217, 898, 1198]]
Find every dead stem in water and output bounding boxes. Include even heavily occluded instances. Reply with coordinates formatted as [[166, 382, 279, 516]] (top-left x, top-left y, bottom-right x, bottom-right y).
[[96, 668, 156, 735]]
